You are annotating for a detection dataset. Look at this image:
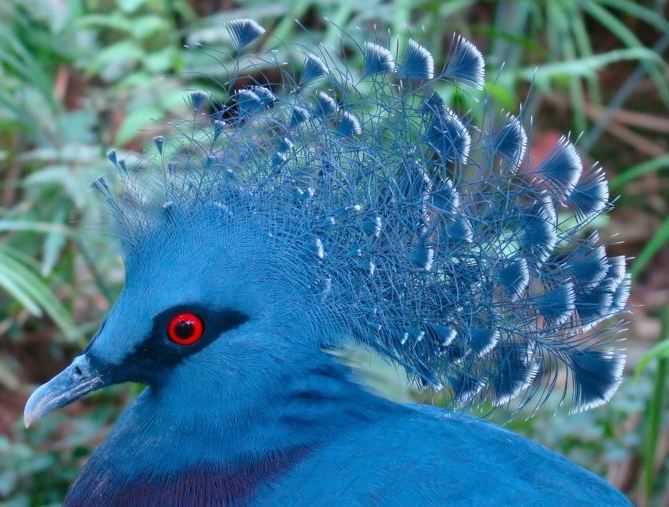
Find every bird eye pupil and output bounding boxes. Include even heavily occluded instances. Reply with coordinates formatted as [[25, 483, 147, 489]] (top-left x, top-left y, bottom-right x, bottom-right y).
[[174, 320, 195, 339]]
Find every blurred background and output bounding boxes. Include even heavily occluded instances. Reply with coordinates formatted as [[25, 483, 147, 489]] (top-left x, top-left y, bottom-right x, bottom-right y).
[[0, 0, 668, 505]]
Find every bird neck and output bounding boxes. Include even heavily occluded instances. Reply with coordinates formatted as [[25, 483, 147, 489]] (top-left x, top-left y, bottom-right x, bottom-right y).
[[67, 347, 398, 504]]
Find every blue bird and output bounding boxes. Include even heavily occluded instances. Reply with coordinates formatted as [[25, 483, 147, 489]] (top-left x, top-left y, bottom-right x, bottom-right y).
[[24, 18, 632, 505]]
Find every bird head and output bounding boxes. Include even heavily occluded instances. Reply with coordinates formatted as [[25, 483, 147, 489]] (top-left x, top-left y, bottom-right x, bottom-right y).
[[24, 201, 327, 427]]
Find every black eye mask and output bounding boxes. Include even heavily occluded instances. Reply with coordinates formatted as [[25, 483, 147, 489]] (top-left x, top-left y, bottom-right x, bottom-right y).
[[88, 306, 249, 386]]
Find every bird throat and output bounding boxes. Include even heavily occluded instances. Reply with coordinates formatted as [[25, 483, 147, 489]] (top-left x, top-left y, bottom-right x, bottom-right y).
[[63, 354, 391, 506]]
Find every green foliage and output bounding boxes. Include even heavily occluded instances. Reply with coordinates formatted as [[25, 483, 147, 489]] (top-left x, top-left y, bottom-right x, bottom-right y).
[[1, 0, 668, 504], [612, 156, 669, 279], [631, 216, 669, 280], [0, 245, 80, 341], [0, 388, 124, 505], [641, 307, 669, 500], [487, 0, 669, 134]]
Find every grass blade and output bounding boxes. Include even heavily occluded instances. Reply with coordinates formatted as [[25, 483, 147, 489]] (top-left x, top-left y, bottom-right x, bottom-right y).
[[583, 1, 669, 108], [641, 306, 669, 501], [631, 215, 669, 279], [610, 154, 669, 192], [519, 48, 663, 82], [0, 247, 80, 341]]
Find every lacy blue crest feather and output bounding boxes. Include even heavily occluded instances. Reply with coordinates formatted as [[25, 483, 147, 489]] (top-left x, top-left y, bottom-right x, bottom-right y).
[[99, 18, 628, 414]]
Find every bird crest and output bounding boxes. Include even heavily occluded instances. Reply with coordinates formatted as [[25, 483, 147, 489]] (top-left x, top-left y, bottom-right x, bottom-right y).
[[95, 18, 629, 414]]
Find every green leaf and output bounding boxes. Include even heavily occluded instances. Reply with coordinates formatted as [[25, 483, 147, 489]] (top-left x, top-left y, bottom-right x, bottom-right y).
[[114, 105, 163, 145], [519, 48, 663, 83], [23, 165, 72, 187], [131, 16, 169, 40], [85, 40, 145, 76], [0, 19, 55, 103], [600, 0, 669, 33], [0, 354, 20, 390], [0, 247, 80, 341], [551, 2, 587, 133], [583, 1, 669, 107], [0, 220, 72, 236], [631, 214, 669, 279], [570, 9, 601, 106], [117, 0, 146, 14], [0, 258, 42, 315], [639, 305, 669, 498], [41, 212, 68, 277], [76, 13, 131, 33], [482, 80, 516, 111], [144, 47, 178, 74], [609, 154, 669, 191], [438, 0, 476, 19], [636, 341, 669, 380]]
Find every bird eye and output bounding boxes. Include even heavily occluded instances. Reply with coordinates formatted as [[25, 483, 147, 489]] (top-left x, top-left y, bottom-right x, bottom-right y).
[[167, 312, 205, 346]]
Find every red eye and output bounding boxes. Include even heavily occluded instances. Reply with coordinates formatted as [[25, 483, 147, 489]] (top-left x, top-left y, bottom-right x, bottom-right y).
[[168, 312, 205, 346]]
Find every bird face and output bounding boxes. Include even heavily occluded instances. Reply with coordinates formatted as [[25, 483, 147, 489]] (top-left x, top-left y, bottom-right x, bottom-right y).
[[24, 206, 314, 427]]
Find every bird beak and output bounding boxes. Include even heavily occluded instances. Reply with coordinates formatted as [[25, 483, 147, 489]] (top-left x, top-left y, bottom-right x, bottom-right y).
[[24, 354, 105, 428]]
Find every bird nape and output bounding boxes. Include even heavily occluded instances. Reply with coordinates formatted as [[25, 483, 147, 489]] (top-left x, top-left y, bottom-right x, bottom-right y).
[[24, 18, 631, 506]]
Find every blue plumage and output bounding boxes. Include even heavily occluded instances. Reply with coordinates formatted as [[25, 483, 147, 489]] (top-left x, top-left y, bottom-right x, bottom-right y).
[[427, 104, 471, 164], [190, 89, 209, 112], [24, 18, 631, 505], [314, 91, 338, 116], [302, 53, 329, 83], [364, 42, 396, 76], [534, 136, 583, 201], [536, 283, 576, 327], [226, 18, 265, 49], [289, 105, 311, 128], [569, 165, 611, 221], [493, 113, 527, 169], [399, 39, 435, 79], [443, 35, 485, 88], [497, 257, 530, 302], [236, 89, 264, 117]]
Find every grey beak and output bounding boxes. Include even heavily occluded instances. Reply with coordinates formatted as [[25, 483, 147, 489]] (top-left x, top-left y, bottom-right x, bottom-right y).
[[24, 354, 105, 428]]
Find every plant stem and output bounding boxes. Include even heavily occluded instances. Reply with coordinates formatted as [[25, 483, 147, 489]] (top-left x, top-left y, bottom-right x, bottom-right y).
[[642, 305, 669, 501]]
